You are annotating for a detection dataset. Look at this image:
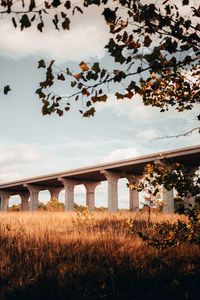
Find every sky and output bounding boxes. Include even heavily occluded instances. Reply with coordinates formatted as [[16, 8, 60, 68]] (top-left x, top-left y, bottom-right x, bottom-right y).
[[0, 2, 199, 207]]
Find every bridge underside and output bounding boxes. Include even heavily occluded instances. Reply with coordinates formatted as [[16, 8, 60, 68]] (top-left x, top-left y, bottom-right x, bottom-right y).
[[0, 145, 199, 213]]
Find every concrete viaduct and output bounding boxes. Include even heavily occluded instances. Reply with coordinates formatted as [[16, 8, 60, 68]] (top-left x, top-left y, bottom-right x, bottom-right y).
[[0, 145, 199, 213]]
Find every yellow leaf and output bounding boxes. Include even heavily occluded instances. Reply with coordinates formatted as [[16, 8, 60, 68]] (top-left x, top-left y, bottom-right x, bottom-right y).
[[73, 73, 82, 80], [79, 61, 89, 72], [120, 20, 127, 28], [82, 88, 90, 96]]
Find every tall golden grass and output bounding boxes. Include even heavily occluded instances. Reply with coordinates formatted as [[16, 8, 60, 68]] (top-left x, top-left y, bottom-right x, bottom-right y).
[[0, 211, 200, 300]]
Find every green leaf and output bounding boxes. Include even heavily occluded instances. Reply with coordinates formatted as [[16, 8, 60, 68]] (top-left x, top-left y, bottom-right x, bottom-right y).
[[38, 59, 46, 69], [64, 1, 71, 9], [71, 81, 77, 87], [91, 62, 101, 73], [165, 4, 171, 14], [62, 18, 70, 30], [20, 14, 31, 30], [100, 69, 106, 79], [3, 85, 11, 95], [53, 14, 59, 30], [66, 68, 72, 75], [42, 100, 50, 115], [115, 92, 124, 99], [29, 0, 36, 11], [113, 70, 126, 82], [77, 82, 83, 89], [31, 15, 36, 22], [35, 88, 46, 99], [57, 73, 65, 81], [12, 17, 17, 28], [56, 109, 63, 116], [83, 107, 96, 117], [52, 0, 61, 7], [106, 38, 126, 64], [144, 35, 152, 47], [86, 100, 92, 107], [92, 94, 107, 103], [37, 21, 44, 32], [102, 8, 117, 24], [73, 6, 83, 15], [42, 106, 50, 115], [61, 12, 66, 18]]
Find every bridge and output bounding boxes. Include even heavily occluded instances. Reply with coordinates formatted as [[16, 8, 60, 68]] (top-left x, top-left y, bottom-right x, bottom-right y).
[[0, 145, 199, 213]]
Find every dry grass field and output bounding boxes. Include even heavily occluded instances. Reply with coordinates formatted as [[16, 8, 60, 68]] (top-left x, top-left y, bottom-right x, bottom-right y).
[[1, 211, 200, 300]]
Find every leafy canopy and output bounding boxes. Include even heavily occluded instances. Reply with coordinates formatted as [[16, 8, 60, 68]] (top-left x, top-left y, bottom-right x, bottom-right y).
[[130, 159, 200, 249], [0, 0, 200, 124]]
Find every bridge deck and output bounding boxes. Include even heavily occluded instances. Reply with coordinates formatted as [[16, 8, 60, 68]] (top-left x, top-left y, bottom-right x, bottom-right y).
[[0, 145, 199, 193]]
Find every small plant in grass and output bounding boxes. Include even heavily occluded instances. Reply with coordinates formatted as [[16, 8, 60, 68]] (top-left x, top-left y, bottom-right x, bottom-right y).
[[138, 206, 200, 249], [9, 204, 21, 212], [131, 160, 200, 248], [72, 205, 94, 227], [45, 197, 64, 211]]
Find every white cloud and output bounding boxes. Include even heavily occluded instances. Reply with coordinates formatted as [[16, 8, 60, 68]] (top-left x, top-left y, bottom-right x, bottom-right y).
[[0, 166, 21, 182], [0, 143, 44, 182], [95, 95, 162, 123], [95, 95, 200, 145], [0, 143, 43, 166], [135, 129, 159, 140], [0, 7, 109, 61], [96, 95, 199, 124], [99, 147, 139, 163]]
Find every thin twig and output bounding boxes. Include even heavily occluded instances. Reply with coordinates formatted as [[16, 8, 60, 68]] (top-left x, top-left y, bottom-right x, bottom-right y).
[[151, 127, 200, 141]]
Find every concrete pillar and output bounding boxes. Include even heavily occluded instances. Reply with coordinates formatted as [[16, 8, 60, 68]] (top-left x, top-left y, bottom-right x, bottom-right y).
[[129, 189, 139, 211], [184, 193, 195, 210], [0, 191, 11, 212], [127, 176, 140, 211], [183, 167, 199, 209], [84, 182, 100, 211], [58, 178, 78, 211], [19, 191, 30, 211], [161, 186, 174, 213], [24, 184, 41, 211], [101, 170, 121, 212], [154, 159, 174, 213], [48, 187, 63, 201]]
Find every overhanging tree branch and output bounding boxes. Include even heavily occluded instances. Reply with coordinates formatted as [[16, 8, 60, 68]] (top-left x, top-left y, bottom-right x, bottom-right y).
[[0, 0, 200, 126], [151, 126, 200, 141]]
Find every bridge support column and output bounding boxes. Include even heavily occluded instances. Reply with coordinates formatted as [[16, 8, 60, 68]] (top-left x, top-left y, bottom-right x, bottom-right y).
[[129, 189, 139, 211], [162, 187, 174, 213], [183, 167, 199, 210], [84, 182, 100, 211], [59, 178, 78, 211], [19, 192, 30, 211], [101, 170, 121, 212], [24, 185, 41, 211], [48, 187, 63, 201], [184, 194, 195, 210], [154, 160, 174, 213], [0, 191, 11, 212], [127, 176, 140, 211]]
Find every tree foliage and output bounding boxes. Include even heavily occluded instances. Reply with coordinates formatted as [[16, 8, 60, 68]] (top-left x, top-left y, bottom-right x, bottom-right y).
[[0, 0, 199, 125], [138, 207, 200, 249], [137, 158, 200, 200], [45, 197, 65, 211], [134, 159, 200, 248]]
